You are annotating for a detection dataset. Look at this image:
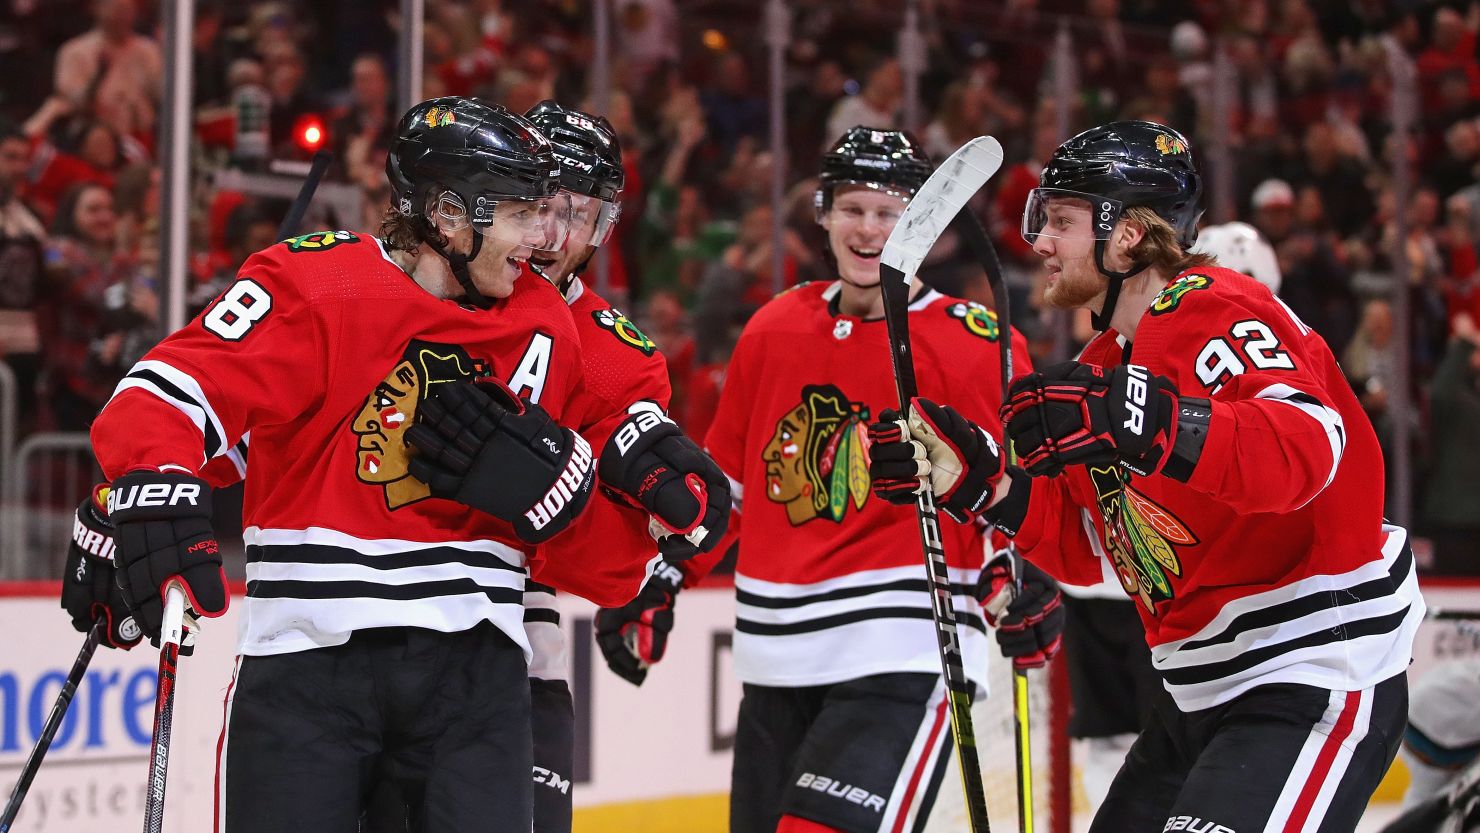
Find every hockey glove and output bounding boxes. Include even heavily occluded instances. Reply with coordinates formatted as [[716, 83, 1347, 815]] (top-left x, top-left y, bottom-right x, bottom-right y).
[[107, 470, 227, 645], [977, 552, 1064, 670], [1003, 361, 1204, 479], [867, 397, 1005, 522], [594, 560, 685, 686], [406, 380, 595, 544], [61, 484, 142, 649], [598, 407, 730, 555]]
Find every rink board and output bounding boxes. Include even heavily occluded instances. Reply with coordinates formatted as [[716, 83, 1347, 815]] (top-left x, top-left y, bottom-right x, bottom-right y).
[[0, 579, 1475, 833]]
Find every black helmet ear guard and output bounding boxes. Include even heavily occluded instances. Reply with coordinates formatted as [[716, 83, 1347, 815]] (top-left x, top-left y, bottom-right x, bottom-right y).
[[386, 97, 563, 308], [1027, 121, 1203, 330]]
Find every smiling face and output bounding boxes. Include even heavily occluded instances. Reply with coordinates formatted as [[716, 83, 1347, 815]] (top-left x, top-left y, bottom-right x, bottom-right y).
[[1029, 196, 1109, 311], [823, 186, 907, 289]]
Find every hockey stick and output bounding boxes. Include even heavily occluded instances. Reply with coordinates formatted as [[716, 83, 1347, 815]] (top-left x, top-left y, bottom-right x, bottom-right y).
[[141, 585, 187, 833], [276, 150, 333, 240], [879, 135, 1004, 833], [950, 181, 1037, 833], [0, 621, 103, 832]]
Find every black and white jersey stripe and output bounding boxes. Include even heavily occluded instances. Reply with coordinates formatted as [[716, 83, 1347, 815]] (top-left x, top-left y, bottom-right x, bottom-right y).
[[733, 565, 994, 690], [241, 526, 530, 659], [1152, 524, 1423, 711], [110, 359, 235, 463], [523, 580, 566, 682], [1256, 383, 1347, 501]]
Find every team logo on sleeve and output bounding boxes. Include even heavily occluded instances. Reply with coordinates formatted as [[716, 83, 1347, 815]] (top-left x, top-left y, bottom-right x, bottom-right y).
[[1150, 274, 1212, 316], [351, 340, 491, 509], [1088, 466, 1197, 614], [283, 230, 359, 253], [763, 385, 871, 526], [592, 308, 658, 356], [945, 302, 1001, 341]]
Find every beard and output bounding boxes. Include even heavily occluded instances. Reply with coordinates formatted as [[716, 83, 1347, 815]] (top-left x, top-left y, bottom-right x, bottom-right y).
[[1043, 261, 1106, 310]]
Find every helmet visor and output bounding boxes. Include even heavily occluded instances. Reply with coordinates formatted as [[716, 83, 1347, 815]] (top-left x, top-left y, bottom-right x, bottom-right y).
[[815, 181, 913, 224], [566, 190, 621, 249], [1021, 188, 1125, 245], [435, 191, 573, 251]]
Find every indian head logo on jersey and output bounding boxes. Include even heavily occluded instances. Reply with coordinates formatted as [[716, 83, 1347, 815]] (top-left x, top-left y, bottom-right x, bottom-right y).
[[351, 339, 491, 510], [1087, 465, 1197, 614], [763, 384, 871, 526]]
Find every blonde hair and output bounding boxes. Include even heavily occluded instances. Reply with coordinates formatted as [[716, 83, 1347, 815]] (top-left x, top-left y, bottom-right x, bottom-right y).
[[1124, 206, 1215, 276]]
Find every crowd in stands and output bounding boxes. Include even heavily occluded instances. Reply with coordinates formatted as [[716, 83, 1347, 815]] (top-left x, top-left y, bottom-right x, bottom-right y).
[[1, 0, 1479, 574]]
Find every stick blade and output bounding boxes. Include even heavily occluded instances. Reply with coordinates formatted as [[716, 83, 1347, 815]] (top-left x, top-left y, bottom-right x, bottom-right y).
[[880, 136, 1004, 281]]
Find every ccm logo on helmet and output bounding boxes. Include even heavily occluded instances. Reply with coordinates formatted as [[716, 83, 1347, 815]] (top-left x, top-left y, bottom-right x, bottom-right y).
[[1122, 365, 1149, 436], [107, 483, 202, 513]]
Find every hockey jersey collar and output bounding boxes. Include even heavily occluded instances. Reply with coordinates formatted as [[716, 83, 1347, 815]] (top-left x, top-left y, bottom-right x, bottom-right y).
[[820, 280, 940, 320]]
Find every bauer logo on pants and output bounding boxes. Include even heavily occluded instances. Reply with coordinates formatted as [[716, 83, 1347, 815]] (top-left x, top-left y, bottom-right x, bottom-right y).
[[351, 339, 491, 510], [763, 385, 870, 526]]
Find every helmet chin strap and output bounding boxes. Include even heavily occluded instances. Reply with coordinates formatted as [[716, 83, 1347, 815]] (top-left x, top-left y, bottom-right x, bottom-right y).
[[1090, 237, 1149, 332], [426, 231, 492, 309]]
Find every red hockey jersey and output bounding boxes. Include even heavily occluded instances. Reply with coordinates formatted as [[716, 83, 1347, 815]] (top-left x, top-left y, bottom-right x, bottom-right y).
[[526, 275, 675, 681], [1010, 266, 1423, 710], [91, 231, 589, 659], [702, 281, 1030, 688]]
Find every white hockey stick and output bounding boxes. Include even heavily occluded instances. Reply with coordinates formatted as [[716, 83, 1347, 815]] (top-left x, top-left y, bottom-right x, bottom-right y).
[[879, 135, 1004, 833]]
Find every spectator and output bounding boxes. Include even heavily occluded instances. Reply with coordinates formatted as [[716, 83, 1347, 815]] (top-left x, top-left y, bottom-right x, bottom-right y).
[[1422, 313, 1480, 576], [37, 181, 130, 430], [1249, 178, 1296, 244], [1427, 118, 1480, 201], [1415, 5, 1480, 114], [334, 53, 394, 188], [1292, 120, 1375, 238], [264, 45, 320, 156], [825, 57, 901, 145], [52, 0, 162, 142], [923, 80, 986, 160], [701, 51, 766, 156], [0, 121, 49, 431]]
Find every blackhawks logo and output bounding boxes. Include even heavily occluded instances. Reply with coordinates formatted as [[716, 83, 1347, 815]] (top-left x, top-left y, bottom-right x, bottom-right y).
[[351, 339, 491, 510], [763, 384, 871, 526], [424, 106, 457, 128], [593, 308, 657, 356], [1088, 465, 1196, 614], [1155, 133, 1188, 156], [1150, 274, 1212, 316], [284, 230, 358, 253], [946, 302, 1000, 341]]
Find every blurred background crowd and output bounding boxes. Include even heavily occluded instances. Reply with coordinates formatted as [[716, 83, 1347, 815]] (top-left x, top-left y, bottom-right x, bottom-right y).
[[1, 0, 1478, 577]]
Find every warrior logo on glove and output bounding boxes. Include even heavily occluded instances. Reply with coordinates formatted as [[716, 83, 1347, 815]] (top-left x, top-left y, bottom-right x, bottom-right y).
[[351, 339, 491, 509], [762, 384, 870, 526]]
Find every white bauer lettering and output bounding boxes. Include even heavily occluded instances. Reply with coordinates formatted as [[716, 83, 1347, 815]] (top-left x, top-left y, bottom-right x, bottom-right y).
[[1123, 365, 1149, 435]]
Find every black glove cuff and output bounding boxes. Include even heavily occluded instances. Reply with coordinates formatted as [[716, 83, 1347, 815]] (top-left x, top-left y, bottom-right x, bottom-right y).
[[106, 471, 213, 523], [982, 467, 1032, 537], [1162, 397, 1212, 483]]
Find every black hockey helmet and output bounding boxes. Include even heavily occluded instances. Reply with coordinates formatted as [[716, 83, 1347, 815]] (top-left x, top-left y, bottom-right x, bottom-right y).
[[815, 126, 933, 220], [384, 97, 565, 307], [524, 100, 624, 202], [1022, 120, 1202, 329]]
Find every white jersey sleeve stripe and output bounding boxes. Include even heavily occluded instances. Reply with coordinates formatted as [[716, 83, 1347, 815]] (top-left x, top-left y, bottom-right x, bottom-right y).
[[1256, 383, 1345, 498], [110, 358, 232, 459]]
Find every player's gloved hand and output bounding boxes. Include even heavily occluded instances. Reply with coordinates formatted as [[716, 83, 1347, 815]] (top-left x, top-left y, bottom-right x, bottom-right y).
[[867, 397, 1005, 522], [406, 380, 595, 544], [976, 551, 1064, 670], [598, 406, 730, 556], [106, 470, 227, 646], [61, 484, 142, 649], [594, 560, 685, 686], [1002, 361, 1183, 478]]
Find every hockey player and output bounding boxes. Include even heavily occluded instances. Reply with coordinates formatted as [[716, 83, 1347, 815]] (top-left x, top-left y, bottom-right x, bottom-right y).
[[868, 121, 1424, 833], [596, 127, 1065, 833], [517, 98, 730, 833], [87, 97, 599, 833]]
